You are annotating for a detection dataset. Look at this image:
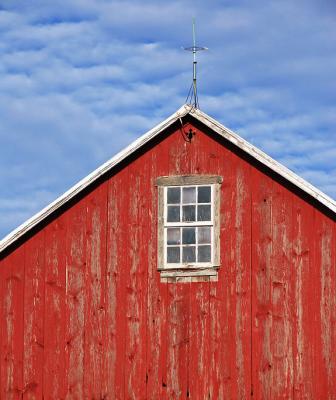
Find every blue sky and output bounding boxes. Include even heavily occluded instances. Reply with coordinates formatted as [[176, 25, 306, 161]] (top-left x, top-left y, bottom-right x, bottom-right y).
[[1, 0, 336, 238]]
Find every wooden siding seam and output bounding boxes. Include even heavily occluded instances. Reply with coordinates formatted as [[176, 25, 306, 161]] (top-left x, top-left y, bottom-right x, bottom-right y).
[[0, 260, 2, 397], [187, 280, 191, 399], [21, 245, 26, 395], [103, 182, 109, 398], [249, 163, 253, 398], [41, 230, 46, 399]]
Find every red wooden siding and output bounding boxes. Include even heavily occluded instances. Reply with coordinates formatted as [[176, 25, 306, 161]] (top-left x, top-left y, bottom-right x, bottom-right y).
[[0, 120, 335, 399]]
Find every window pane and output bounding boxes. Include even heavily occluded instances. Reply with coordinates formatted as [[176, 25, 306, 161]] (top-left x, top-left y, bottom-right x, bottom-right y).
[[182, 187, 196, 204], [182, 246, 196, 263], [182, 227, 196, 244], [182, 205, 196, 222], [167, 228, 180, 245], [198, 227, 211, 244], [167, 247, 180, 263], [198, 245, 211, 262], [198, 186, 211, 203], [167, 206, 180, 222], [197, 205, 211, 221], [167, 187, 180, 204]]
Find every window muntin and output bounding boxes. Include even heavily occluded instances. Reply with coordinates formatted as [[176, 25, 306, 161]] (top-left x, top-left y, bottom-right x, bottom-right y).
[[164, 185, 214, 268]]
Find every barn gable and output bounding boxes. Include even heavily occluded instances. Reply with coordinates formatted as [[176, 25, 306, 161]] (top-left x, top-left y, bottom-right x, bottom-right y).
[[1, 103, 335, 254], [0, 104, 335, 399]]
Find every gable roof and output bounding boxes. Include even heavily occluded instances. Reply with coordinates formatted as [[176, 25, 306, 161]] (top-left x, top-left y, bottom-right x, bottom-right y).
[[1, 104, 335, 254]]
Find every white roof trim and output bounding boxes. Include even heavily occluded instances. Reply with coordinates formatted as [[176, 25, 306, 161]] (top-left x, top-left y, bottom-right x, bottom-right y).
[[1, 104, 335, 253]]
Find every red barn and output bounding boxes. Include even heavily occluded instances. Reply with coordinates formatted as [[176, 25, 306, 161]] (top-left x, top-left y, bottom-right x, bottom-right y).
[[0, 104, 335, 399]]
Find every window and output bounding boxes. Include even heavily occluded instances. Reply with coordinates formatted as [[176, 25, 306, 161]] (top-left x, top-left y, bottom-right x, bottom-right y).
[[165, 185, 212, 265], [156, 175, 222, 281]]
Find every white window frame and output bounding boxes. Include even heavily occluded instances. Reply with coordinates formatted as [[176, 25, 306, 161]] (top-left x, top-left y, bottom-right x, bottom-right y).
[[156, 175, 222, 281], [163, 184, 214, 269]]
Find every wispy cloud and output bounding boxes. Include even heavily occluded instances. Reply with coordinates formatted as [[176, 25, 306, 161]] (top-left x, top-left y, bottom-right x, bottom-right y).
[[0, 0, 336, 237]]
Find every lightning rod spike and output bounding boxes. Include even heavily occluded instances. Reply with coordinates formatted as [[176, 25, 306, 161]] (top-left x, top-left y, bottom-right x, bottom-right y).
[[183, 18, 207, 109]]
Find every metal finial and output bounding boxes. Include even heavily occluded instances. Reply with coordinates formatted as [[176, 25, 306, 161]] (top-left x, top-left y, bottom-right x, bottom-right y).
[[184, 18, 208, 109]]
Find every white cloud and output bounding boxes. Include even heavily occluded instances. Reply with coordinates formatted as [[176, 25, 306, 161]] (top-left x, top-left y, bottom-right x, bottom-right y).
[[0, 0, 336, 237]]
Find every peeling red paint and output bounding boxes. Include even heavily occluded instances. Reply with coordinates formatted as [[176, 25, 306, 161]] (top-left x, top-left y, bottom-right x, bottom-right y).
[[0, 121, 335, 398]]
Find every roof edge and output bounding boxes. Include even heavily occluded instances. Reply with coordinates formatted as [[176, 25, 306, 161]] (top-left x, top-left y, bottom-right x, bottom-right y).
[[0, 104, 192, 253], [189, 107, 336, 214]]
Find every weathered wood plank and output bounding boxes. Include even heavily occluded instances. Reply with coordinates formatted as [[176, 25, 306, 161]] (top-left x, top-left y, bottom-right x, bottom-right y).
[[317, 213, 336, 397], [0, 246, 24, 399], [188, 280, 210, 399], [156, 174, 222, 186], [104, 172, 127, 399], [270, 184, 294, 397], [309, 211, 329, 398], [23, 231, 45, 399], [166, 282, 190, 399], [251, 169, 273, 399], [104, 178, 118, 398], [292, 196, 315, 398], [233, 163, 252, 399], [208, 140, 233, 399], [64, 202, 86, 398], [0, 258, 3, 397], [83, 184, 108, 399], [160, 268, 217, 278], [146, 144, 169, 400], [43, 218, 67, 398], [124, 161, 148, 399]]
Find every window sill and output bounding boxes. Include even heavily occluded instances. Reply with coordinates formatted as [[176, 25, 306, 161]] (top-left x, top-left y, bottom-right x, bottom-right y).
[[159, 267, 218, 283]]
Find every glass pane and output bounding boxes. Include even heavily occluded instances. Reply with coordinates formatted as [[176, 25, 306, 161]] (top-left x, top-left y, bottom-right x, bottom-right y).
[[198, 227, 211, 244], [198, 186, 211, 203], [197, 205, 211, 221], [182, 246, 196, 263], [182, 227, 196, 244], [182, 187, 196, 204], [167, 187, 180, 204], [198, 245, 211, 262], [167, 206, 180, 222], [167, 228, 180, 245], [182, 205, 196, 222], [167, 247, 180, 263]]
